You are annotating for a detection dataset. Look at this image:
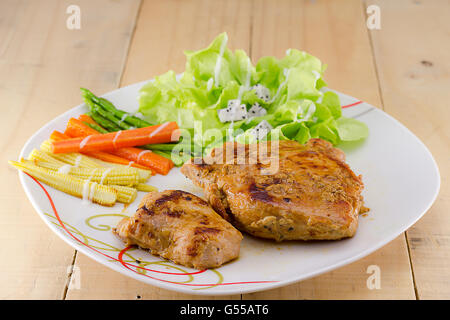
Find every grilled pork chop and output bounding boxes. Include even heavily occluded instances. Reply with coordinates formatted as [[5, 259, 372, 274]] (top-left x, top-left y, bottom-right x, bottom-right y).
[[113, 190, 242, 269], [181, 139, 364, 241]]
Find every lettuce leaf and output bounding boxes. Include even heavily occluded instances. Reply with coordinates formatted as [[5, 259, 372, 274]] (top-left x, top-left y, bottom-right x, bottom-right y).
[[336, 116, 369, 141], [138, 33, 369, 148]]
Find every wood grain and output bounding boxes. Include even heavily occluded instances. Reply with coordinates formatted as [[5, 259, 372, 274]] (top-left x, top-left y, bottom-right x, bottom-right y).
[[244, 235, 414, 299], [3, 0, 447, 300], [244, 0, 415, 299], [0, 0, 140, 299], [120, 0, 253, 86], [251, 0, 382, 106], [66, 0, 252, 300], [367, 0, 450, 299]]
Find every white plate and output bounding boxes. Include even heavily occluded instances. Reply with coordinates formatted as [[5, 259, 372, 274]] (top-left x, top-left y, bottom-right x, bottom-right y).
[[18, 81, 440, 295]]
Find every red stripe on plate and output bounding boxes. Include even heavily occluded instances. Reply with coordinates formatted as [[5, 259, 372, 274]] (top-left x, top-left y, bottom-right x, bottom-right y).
[[25, 173, 277, 287], [342, 100, 363, 108]]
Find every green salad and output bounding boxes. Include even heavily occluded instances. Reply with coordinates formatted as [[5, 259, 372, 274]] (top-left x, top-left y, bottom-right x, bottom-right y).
[[138, 33, 368, 149]]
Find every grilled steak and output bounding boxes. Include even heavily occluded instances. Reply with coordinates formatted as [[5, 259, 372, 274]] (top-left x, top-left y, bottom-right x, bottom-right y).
[[113, 190, 242, 269], [181, 139, 364, 241]]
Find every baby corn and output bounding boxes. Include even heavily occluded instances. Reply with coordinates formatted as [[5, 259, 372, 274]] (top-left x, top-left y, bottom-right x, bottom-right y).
[[16, 137, 153, 207], [135, 183, 158, 192], [40, 140, 102, 168], [94, 159, 152, 183], [9, 160, 117, 206], [30, 160, 140, 186], [29, 149, 67, 166], [109, 185, 137, 204]]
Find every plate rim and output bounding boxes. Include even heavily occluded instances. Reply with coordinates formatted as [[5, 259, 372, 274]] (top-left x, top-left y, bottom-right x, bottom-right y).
[[17, 83, 441, 296]]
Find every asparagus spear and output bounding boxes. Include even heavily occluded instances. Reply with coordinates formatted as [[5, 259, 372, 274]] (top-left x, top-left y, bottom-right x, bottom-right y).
[[82, 119, 108, 134], [89, 110, 121, 132], [81, 88, 152, 128], [142, 142, 191, 151], [151, 150, 172, 161], [150, 150, 189, 167], [92, 104, 134, 130], [82, 93, 133, 131], [80, 88, 199, 166]]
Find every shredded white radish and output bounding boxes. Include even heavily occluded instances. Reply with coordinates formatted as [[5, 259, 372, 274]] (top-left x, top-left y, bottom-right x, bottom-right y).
[[100, 168, 112, 185], [57, 164, 72, 174], [112, 130, 122, 149], [149, 122, 169, 138], [82, 169, 98, 205], [214, 34, 228, 87], [137, 149, 152, 162], [79, 135, 92, 151], [74, 155, 82, 168], [269, 69, 290, 104], [118, 113, 128, 126]]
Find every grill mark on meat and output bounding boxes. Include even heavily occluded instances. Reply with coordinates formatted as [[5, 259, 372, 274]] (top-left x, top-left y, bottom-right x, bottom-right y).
[[249, 183, 272, 202], [270, 177, 282, 184], [297, 150, 319, 157], [193, 196, 211, 207], [194, 227, 221, 235], [162, 208, 183, 218], [193, 158, 210, 168], [187, 241, 199, 257], [154, 190, 204, 207], [187, 236, 206, 257], [187, 228, 220, 258], [225, 207, 235, 222], [154, 190, 184, 206], [311, 164, 327, 170], [139, 205, 153, 215]]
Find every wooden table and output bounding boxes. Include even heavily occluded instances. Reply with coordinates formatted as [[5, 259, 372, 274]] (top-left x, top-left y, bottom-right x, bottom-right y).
[[1, 0, 448, 300]]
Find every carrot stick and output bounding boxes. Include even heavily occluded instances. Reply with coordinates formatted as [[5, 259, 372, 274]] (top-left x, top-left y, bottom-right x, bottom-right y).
[[52, 121, 179, 154], [84, 150, 153, 171], [78, 114, 97, 125], [64, 118, 99, 138], [59, 118, 175, 174], [77, 114, 108, 133], [50, 130, 70, 142], [50, 130, 153, 171], [111, 147, 173, 175]]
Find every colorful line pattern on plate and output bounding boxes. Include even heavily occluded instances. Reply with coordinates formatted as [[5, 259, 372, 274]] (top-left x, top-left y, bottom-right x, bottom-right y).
[[25, 101, 364, 289], [26, 173, 278, 289], [342, 100, 363, 109], [84, 213, 207, 276]]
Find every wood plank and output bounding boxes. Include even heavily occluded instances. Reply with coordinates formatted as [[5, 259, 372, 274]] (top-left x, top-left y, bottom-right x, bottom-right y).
[[0, 0, 141, 299], [367, 0, 450, 299], [66, 0, 252, 299], [120, 0, 253, 86], [244, 235, 414, 299], [244, 0, 415, 299], [66, 255, 236, 300], [251, 0, 381, 106]]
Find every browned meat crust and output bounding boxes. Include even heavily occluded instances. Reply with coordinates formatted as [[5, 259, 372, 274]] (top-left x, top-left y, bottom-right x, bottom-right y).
[[113, 190, 242, 269], [181, 139, 364, 241]]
